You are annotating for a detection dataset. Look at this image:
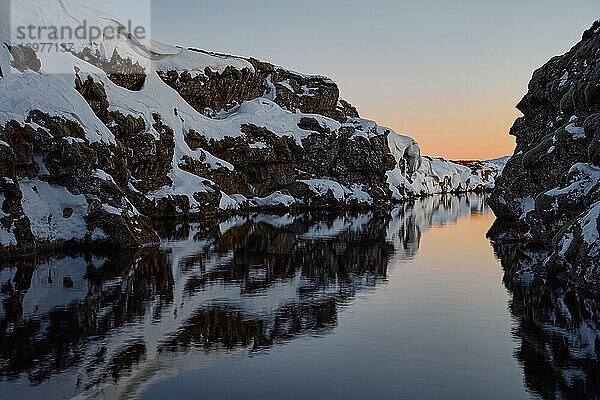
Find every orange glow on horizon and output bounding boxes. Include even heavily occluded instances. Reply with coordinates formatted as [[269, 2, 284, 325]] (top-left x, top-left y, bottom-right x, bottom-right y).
[[378, 108, 518, 161], [353, 90, 522, 161]]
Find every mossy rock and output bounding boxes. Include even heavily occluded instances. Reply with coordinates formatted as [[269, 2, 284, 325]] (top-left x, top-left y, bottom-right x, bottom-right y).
[[110, 111, 146, 139], [75, 75, 111, 122], [26, 110, 86, 139]]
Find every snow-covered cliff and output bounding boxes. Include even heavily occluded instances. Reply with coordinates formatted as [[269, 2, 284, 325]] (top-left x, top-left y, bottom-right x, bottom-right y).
[[0, 0, 505, 252]]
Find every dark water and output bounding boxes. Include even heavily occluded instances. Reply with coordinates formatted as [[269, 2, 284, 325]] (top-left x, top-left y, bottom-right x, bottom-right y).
[[1, 194, 599, 399]]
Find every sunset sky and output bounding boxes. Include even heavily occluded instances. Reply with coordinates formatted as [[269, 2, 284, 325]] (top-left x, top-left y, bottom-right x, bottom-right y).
[[79, 0, 600, 160]]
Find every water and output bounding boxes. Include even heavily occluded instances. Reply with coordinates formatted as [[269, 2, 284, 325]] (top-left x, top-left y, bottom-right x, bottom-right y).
[[1, 194, 599, 399]]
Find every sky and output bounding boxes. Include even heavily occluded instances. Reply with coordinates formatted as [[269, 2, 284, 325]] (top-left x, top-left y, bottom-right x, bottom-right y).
[[76, 0, 600, 160]]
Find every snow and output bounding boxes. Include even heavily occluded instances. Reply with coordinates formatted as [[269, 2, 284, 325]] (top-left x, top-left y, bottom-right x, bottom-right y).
[[249, 141, 268, 149], [565, 122, 586, 140], [558, 232, 574, 258], [0, 0, 268, 210], [546, 163, 600, 198], [0, 194, 9, 219], [420, 158, 472, 192], [346, 118, 406, 141], [218, 191, 241, 210], [102, 204, 123, 215], [0, 195, 17, 245], [481, 156, 509, 182], [559, 71, 569, 87], [581, 201, 600, 247], [387, 131, 422, 171], [300, 179, 346, 200], [519, 197, 536, 220], [347, 184, 373, 204], [64, 137, 86, 144], [385, 131, 505, 199], [486, 156, 510, 168], [251, 191, 296, 208], [91, 227, 107, 240], [277, 80, 294, 92], [6, 0, 254, 76], [19, 178, 89, 241], [0, 227, 17, 246], [299, 85, 315, 97], [293, 179, 374, 205], [146, 168, 210, 212], [0, 61, 117, 143], [91, 169, 117, 184], [34, 154, 50, 175], [194, 97, 340, 146], [264, 75, 277, 101], [388, 156, 501, 199]]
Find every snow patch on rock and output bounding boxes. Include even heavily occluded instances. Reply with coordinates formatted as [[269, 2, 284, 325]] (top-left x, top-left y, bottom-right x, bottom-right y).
[[20, 179, 88, 241]]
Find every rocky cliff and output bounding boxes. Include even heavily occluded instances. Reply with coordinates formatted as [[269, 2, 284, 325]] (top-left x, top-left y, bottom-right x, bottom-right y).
[[0, 0, 505, 255], [489, 21, 600, 289]]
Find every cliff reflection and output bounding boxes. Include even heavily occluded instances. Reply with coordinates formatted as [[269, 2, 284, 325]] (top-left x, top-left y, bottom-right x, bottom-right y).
[[0, 194, 485, 399], [491, 233, 600, 400]]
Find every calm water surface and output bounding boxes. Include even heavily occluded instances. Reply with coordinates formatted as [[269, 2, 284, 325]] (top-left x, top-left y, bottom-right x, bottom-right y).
[[1, 195, 598, 399]]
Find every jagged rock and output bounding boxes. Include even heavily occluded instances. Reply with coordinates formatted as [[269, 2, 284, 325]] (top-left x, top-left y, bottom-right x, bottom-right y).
[[8, 45, 41, 73], [158, 55, 359, 123], [71, 48, 146, 90], [0, 112, 159, 254], [490, 21, 600, 289], [75, 75, 111, 123]]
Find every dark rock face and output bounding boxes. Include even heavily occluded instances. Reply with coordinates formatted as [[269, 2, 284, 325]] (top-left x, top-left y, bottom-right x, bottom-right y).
[[489, 22, 600, 288], [0, 109, 159, 253], [75, 75, 111, 122], [185, 121, 396, 205], [158, 53, 359, 123], [7, 45, 41, 73], [188, 124, 300, 198], [71, 48, 146, 90]]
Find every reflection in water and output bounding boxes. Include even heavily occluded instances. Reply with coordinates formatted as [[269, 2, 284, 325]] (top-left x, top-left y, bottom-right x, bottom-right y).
[[0, 194, 488, 399], [491, 231, 600, 399]]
